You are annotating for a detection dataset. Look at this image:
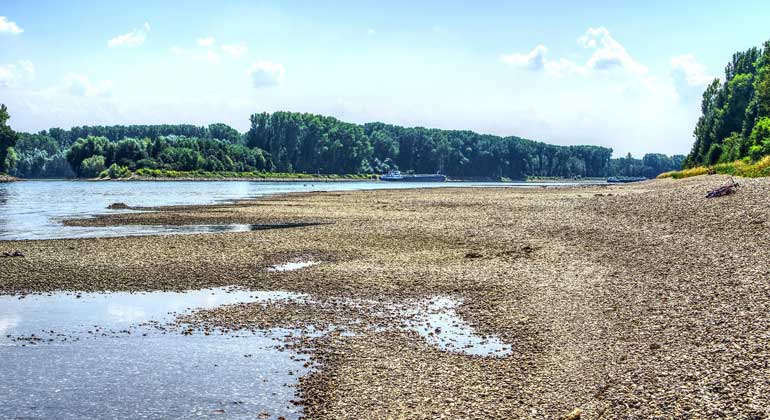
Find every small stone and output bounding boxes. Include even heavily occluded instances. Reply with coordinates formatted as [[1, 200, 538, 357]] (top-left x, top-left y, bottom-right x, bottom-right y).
[[562, 408, 583, 420]]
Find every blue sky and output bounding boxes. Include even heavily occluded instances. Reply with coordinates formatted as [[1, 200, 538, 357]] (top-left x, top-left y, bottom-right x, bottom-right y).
[[1, 0, 769, 156]]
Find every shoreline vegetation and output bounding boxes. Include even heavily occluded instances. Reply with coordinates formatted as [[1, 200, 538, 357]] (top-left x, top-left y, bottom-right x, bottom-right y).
[[3, 109, 683, 181], [125, 169, 377, 181], [658, 154, 770, 179], [3, 177, 770, 417], [683, 40, 770, 169]]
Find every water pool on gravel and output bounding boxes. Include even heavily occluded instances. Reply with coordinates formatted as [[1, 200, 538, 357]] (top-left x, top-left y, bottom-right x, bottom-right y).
[[405, 297, 512, 357], [0, 288, 310, 420], [268, 260, 320, 272]]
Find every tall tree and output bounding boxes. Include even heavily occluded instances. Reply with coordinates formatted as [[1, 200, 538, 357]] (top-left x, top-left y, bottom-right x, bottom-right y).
[[686, 39, 770, 167], [0, 104, 19, 174]]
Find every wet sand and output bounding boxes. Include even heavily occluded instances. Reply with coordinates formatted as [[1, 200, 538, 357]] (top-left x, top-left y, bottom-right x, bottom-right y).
[[2, 175, 770, 418]]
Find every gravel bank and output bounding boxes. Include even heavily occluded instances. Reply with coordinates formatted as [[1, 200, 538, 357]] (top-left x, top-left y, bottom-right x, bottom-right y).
[[2, 175, 769, 418]]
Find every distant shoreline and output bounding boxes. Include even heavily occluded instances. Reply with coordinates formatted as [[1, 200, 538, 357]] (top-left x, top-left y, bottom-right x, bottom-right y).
[[6, 176, 611, 184], [123, 175, 374, 182]]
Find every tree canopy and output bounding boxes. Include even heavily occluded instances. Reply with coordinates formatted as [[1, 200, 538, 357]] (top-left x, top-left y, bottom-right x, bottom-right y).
[[685, 40, 770, 167], [6, 109, 681, 179], [246, 111, 623, 179], [0, 104, 19, 174]]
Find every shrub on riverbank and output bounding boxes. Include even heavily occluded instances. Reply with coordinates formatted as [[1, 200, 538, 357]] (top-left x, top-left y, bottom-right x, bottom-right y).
[[100, 163, 132, 179], [658, 155, 770, 179]]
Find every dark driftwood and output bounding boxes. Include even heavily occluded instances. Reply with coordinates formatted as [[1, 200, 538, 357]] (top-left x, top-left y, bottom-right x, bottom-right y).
[[706, 178, 739, 198], [0, 250, 24, 258]]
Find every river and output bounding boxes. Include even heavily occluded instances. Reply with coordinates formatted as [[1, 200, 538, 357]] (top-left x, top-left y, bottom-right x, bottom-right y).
[[0, 179, 595, 240]]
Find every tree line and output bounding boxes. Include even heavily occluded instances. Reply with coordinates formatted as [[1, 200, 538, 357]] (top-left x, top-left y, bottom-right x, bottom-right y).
[[685, 39, 770, 167], [1, 106, 682, 179]]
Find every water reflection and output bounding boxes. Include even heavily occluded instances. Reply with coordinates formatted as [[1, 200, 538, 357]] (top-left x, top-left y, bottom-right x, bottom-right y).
[[405, 297, 512, 357], [268, 260, 320, 272], [0, 186, 8, 238], [0, 288, 310, 420]]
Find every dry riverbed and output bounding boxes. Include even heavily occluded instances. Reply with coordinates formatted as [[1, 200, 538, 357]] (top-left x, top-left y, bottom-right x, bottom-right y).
[[2, 175, 770, 418]]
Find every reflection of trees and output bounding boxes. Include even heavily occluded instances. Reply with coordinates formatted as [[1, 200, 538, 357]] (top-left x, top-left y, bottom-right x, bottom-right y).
[[0, 185, 9, 236]]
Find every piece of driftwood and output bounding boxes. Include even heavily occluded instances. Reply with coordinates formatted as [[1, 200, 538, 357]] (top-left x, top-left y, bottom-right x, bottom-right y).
[[1, 250, 25, 258], [706, 178, 739, 198]]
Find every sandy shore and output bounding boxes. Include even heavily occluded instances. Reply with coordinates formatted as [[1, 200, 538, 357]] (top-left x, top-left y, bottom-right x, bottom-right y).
[[2, 175, 769, 418]]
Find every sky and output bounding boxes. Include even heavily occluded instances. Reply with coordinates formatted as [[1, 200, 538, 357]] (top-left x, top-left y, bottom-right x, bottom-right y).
[[1, 0, 769, 157]]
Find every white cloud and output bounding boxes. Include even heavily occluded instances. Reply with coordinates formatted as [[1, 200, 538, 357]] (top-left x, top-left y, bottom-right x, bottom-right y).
[[170, 45, 223, 63], [500, 45, 585, 77], [197, 36, 216, 47], [63, 73, 113, 97], [501, 27, 646, 77], [249, 60, 285, 88], [578, 27, 647, 75], [367, 28, 376, 37], [500, 44, 548, 70], [0, 16, 23, 35], [0, 60, 35, 87], [108, 22, 150, 48], [671, 54, 714, 87], [221, 43, 248, 59]]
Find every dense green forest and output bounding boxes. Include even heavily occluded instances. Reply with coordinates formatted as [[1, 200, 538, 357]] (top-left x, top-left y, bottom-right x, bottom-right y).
[[0, 105, 18, 174], [685, 40, 770, 167], [1, 106, 682, 179], [246, 112, 681, 179]]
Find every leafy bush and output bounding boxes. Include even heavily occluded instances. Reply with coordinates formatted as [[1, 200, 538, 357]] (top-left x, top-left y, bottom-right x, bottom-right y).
[[100, 163, 131, 179], [749, 117, 770, 156], [80, 155, 106, 178]]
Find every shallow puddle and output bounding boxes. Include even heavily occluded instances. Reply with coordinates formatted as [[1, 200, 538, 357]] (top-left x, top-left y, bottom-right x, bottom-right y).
[[405, 297, 512, 357], [0, 288, 310, 420], [268, 260, 320, 272], [40, 222, 328, 240]]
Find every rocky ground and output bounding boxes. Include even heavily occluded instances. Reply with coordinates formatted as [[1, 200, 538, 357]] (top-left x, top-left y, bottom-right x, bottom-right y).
[[1, 175, 769, 419]]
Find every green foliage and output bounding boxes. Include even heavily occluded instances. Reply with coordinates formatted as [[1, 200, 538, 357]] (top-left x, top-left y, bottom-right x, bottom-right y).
[[18, 113, 680, 179], [748, 145, 765, 161], [62, 133, 270, 177], [608, 153, 684, 178], [0, 104, 19, 174], [659, 155, 770, 179], [49, 124, 236, 145], [749, 116, 770, 155], [706, 143, 723, 165], [246, 111, 633, 179], [80, 155, 106, 178], [134, 168, 377, 180], [686, 40, 770, 167], [719, 132, 744, 163], [100, 163, 131, 179], [66, 135, 110, 176], [10, 132, 76, 178]]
